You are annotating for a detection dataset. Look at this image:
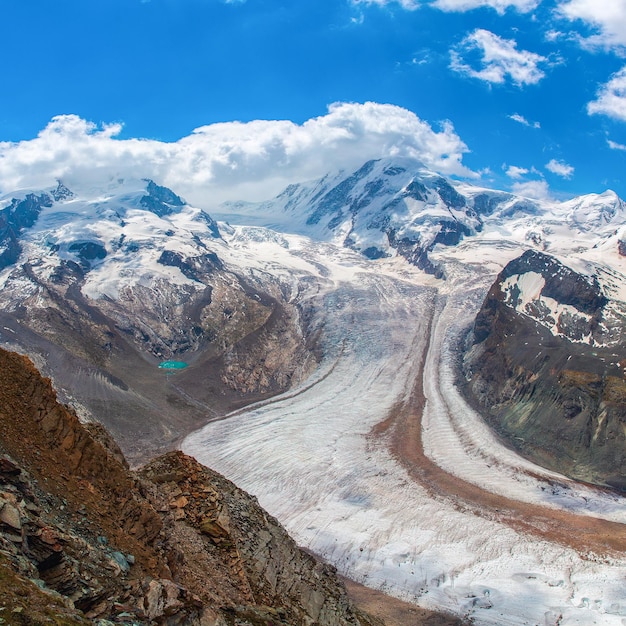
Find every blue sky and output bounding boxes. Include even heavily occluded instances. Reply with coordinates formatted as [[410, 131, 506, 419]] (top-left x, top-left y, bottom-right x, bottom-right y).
[[2, 0, 626, 204]]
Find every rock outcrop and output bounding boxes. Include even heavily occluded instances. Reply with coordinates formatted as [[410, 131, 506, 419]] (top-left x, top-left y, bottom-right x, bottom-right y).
[[0, 192, 52, 269], [464, 250, 626, 490], [0, 347, 377, 625]]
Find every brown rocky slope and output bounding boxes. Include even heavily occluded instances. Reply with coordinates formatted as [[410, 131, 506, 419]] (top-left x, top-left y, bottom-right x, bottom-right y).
[[0, 346, 379, 626]]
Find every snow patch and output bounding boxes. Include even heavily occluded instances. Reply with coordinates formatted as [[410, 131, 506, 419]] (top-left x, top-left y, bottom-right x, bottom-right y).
[[502, 271, 545, 309]]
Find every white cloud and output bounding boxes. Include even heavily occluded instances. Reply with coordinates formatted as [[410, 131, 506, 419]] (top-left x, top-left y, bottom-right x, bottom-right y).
[[545, 158, 574, 178], [505, 165, 529, 179], [608, 138, 626, 150], [432, 0, 539, 14], [450, 29, 547, 86], [545, 29, 564, 42], [511, 179, 552, 200], [508, 113, 541, 128], [557, 0, 626, 51], [350, 0, 419, 9], [0, 103, 473, 209], [588, 67, 626, 121]]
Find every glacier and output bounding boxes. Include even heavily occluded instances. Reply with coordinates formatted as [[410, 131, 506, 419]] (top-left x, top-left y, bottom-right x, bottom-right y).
[[183, 225, 626, 626]]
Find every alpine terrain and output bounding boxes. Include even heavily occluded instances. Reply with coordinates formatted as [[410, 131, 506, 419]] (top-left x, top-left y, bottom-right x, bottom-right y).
[[1, 157, 626, 625], [0, 179, 315, 463]]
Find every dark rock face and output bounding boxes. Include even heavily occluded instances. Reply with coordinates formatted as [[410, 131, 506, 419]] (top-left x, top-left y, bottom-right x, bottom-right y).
[[472, 192, 511, 216], [68, 241, 107, 268], [387, 230, 442, 277], [387, 232, 422, 267], [199, 210, 221, 238], [473, 250, 607, 344], [362, 246, 389, 260], [157, 249, 223, 281], [402, 179, 428, 202], [465, 250, 626, 490], [432, 178, 466, 209], [385, 217, 471, 276], [51, 180, 75, 202], [0, 348, 377, 626], [500, 250, 607, 314], [140, 179, 185, 217], [0, 193, 51, 269]]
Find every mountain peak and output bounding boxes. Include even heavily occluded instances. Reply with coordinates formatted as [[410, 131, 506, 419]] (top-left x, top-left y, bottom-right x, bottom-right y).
[[214, 158, 626, 275], [51, 179, 74, 202], [138, 179, 186, 217]]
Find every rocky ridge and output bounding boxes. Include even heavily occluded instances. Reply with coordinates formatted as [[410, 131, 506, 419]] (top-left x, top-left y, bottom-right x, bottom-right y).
[[0, 346, 379, 626], [464, 250, 626, 490]]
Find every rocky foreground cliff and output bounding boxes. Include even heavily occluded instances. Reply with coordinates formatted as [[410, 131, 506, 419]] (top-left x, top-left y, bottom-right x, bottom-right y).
[[0, 347, 379, 626]]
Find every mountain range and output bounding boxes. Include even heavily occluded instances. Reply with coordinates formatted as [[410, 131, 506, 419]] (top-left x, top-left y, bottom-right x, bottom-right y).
[[3, 157, 626, 482], [1, 156, 626, 624], [217, 157, 626, 488], [0, 178, 315, 463]]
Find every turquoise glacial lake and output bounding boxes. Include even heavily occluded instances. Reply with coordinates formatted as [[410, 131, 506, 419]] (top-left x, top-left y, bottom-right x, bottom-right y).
[[158, 360, 189, 370]]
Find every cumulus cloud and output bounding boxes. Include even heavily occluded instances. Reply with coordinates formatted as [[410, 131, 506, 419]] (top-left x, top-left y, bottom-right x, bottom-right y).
[[588, 67, 626, 121], [505, 165, 529, 179], [557, 0, 626, 51], [545, 30, 564, 42], [545, 158, 574, 178], [511, 179, 552, 200], [0, 103, 473, 209], [450, 29, 547, 86], [508, 113, 541, 128], [432, 0, 539, 14]]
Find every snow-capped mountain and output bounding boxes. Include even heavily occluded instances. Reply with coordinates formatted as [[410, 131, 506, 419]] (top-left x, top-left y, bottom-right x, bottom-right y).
[[2, 161, 626, 625], [3, 159, 626, 479], [464, 248, 626, 490], [0, 178, 314, 462], [217, 156, 626, 274], [219, 157, 626, 489], [1, 178, 220, 302]]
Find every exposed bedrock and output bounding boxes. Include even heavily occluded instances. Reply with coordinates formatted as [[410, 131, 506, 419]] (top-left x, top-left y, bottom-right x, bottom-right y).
[[0, 261, 315, 465], [464, 250, 626, 490], [0, 347, 377, 625]]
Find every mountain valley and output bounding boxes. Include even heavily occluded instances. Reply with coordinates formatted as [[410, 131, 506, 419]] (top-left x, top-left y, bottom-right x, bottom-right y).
[[1, 158, 626, 624]]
